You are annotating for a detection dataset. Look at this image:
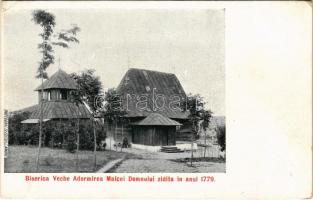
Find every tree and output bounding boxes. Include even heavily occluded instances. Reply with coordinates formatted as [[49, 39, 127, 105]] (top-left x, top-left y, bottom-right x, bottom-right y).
[[32, 10, 56, 172], [68, 92, 82, 171], [182, 93, 212, 165], [70, 69, 103, 111], [216, 125, 226, 152], [32, 9, 80, 172], [102, 88, 127, 150], [201, 110, 213, 158], [70, 69, 103, 170]]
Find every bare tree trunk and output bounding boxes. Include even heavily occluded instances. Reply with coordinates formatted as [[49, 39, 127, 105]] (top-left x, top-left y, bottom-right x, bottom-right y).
[[190, 122, 195, 167], [121, 123, 123, 152], [203, 129, 207, 158], [58, 119, 61, 147], [115, 121, 117, 151], [93, 118, 97, 170], [190, 138, 194, 166], [109, 123, 112, 150], [76, 118, 80, 171], [36, 77, 44, 172]]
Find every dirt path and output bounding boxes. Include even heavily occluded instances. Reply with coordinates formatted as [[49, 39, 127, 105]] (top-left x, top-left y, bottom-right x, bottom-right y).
[[110, 148, 225, 173]]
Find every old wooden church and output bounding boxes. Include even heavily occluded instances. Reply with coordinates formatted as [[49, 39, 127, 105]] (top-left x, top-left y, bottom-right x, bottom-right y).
[[108, 68, 193, 150]]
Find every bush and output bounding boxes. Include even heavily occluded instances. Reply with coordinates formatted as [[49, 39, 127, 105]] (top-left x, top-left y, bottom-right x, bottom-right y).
[[9, 111, 31, 145], [78, 120, 106, 151], [9, 113, 106, 151], [78, 121, 93, 150], [216, 125, 226, 151]]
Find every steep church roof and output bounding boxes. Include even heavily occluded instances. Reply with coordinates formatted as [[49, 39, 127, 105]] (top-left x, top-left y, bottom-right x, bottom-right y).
[[27, 101, 91, 119], [35, 69, 77, 91], [132, 113, 181, 126], [117, 68, 189, 119]]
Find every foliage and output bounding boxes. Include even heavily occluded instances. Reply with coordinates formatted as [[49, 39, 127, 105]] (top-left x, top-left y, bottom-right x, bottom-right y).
[[52, 24, 80, 48], [69, 69, 103, 113], [77, 120, 105, 151], [32, 10, 56, 79], [32, 10, 80, 79], [9, 118, 105, 151], [8, 112, 31, 145], [23, 126, 40, 145], [9, 118, 57, 146], [216, 125, 226, 151], [68, 69, 103, 169], [32, 9, 80, 170], [101, 88, 127, 124], [181, 93, 213, 136], [201, 110, 213, 131], [66, 133, 77, 153], [42, 121, 59, 146]]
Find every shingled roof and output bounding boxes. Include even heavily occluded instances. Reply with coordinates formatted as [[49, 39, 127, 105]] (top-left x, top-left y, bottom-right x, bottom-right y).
[[132, 113, 181, 126], [28, 101, 91, 119], [35, 69, 77, 91], [117, 68, 189, 119]]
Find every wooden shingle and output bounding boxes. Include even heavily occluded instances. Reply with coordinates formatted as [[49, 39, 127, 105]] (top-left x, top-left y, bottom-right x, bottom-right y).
[[132, 113, 181, 126], [117, 68, 189, 119], [28, 101, 91, 119], [35, 69, 77, 91]]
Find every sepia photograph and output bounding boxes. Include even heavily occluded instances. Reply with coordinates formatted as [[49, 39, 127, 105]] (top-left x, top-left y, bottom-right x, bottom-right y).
[[1, 1, 311, 199], [3, 7, 225, 173]]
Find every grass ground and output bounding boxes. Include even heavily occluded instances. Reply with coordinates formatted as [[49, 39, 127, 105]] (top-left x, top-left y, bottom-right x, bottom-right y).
[[4, 145, 138, 173], [5, 145, 225, 173]]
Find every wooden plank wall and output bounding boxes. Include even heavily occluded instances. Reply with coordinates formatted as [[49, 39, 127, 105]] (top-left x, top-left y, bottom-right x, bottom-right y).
[[105, 121, 178, 146], [106, 122, 132, 143], [133, 126, 176, 146]]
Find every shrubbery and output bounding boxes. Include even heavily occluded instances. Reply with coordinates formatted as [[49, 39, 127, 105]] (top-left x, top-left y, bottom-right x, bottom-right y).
[[8, 112, 106, 152], [216, 125, 226, 151], [66, 133, 77, 153], [9, 112, 31, 145]]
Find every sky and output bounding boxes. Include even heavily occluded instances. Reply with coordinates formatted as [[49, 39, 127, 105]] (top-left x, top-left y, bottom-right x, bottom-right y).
[[2, 7, 225, 115]]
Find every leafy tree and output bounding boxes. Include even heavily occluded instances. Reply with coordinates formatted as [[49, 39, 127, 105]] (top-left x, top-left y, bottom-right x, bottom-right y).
[[70, 69, 103, 112], [32, 10, 55, 172], [181, 93, 212, 165], [200, 110, 213, 158], [70, 69, 103, 169], [32, 9, 80, 171], [52, 25, 80, 48], [102, 88, 127, 150]]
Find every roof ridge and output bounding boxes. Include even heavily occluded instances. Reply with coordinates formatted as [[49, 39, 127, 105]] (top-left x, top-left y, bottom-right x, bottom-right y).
[[128, 68, 175, 75]]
